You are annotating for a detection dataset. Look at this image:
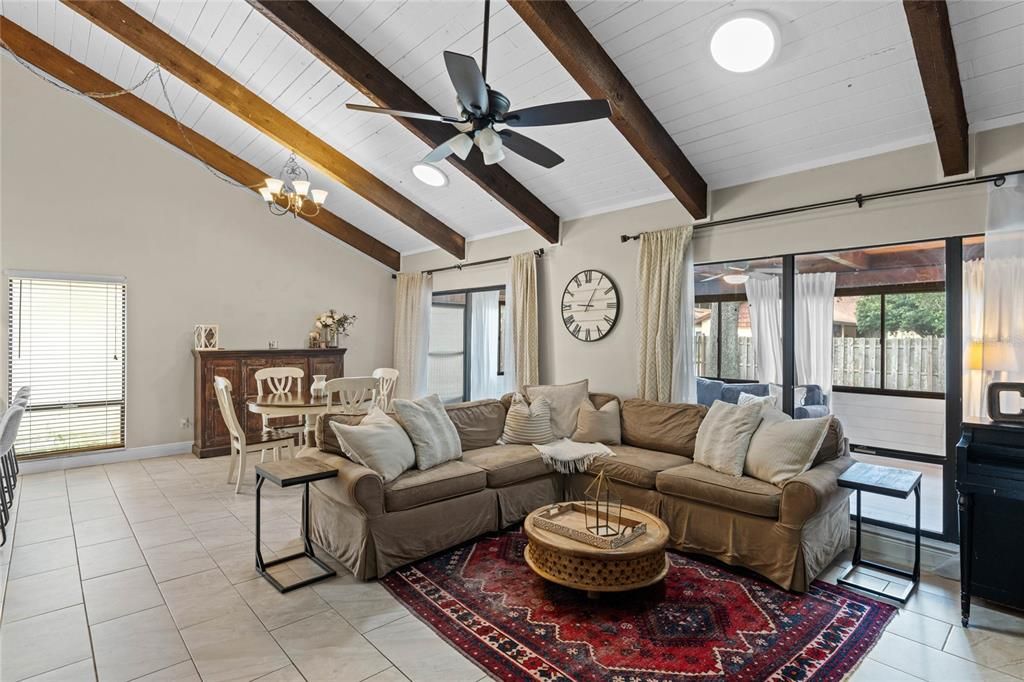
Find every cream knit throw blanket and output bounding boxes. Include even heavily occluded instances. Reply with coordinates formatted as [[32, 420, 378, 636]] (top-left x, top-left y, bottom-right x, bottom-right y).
[[533, 438, 613, 474]]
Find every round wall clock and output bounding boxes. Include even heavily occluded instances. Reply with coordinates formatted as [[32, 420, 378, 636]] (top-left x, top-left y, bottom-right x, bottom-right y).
[[561, 269, 619, 342]]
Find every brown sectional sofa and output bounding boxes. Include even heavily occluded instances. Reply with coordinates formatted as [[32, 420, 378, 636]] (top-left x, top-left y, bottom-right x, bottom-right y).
[[296, 392, 853, 592]]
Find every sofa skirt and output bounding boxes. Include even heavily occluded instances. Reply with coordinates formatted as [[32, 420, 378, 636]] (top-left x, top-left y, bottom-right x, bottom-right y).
[[659, 492, 850, 592], [308, 485, 501, 579], [495, 474, 563, 527]]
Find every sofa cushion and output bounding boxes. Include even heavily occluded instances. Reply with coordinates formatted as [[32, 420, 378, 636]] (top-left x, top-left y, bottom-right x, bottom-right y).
[[393, 394, 462, 470], [525, 379, 589, 439], [316, 413, 366, 455], [587, 446, 691, 489], [329, 407, 414, 483], [383, 460, 486, 512], [620, 400, 707, 457], [502, 394, 555, 444], [656, 463, 782, 518], [572, 399, 621, 445], [463, 444, 551, 488], [812, 417, 846, 467], [445, 399, 507, 451], [720, 383, 769, 404], [693, 400, 764, 477]]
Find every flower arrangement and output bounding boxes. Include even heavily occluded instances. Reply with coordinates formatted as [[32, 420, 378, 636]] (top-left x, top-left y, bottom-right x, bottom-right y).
[[313, 309, 356, 347]]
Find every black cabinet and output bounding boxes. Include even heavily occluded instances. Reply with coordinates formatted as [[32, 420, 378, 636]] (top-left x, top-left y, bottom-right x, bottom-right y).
[[956, 418, 1024, 625]]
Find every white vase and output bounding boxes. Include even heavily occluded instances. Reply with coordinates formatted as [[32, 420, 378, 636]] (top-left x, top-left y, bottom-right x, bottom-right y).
[[311, 375, 327, 399]]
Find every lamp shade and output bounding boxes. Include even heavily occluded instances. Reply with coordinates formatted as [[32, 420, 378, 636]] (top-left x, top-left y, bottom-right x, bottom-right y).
[[310, 189, 328, 205], [258, 187, 275, 204], [292, 180, 311, 197], [264, 178, 284, 195], [965, 341, 985, 371], [447, 133, 473, 160], [966, 341, 1020, 371]]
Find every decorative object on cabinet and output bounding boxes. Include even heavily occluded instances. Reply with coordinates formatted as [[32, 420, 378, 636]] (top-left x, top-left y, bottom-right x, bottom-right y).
[[192, 348, 345, 458], [561, 270, 619, 342], [308, 331, 321, 349], [193, 324, 219, 350], [987, 382, 1024, 423], [957, 418, 1024, 626], [313, 310, 357, 348]]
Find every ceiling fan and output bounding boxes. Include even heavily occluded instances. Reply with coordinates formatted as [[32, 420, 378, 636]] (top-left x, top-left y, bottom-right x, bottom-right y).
[[346, 0, 611, 174], [700, 263, 783, 284]]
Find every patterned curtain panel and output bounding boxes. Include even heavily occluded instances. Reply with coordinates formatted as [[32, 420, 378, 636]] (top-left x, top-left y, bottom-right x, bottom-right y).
[[509, 252, 539, 389], [394, 272, 432, 399], [636, 226, 693, 402]]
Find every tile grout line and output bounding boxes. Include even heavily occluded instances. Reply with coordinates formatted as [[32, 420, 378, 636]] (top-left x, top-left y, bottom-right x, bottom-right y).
[[63, 470, 103, 682]]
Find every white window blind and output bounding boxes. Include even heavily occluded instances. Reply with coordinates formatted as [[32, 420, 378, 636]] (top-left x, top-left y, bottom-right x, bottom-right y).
[[7, 274, 126, 456]]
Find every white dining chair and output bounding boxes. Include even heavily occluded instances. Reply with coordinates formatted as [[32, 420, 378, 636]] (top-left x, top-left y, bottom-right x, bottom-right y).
[[254, 367, 305, 436], [214, 376, 295, 494], [324, 377, 380, 415], [372, 368, 399, 411]]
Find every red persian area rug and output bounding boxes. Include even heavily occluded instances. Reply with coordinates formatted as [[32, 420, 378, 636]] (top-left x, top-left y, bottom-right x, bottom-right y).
[[381, 530, 896, 681]]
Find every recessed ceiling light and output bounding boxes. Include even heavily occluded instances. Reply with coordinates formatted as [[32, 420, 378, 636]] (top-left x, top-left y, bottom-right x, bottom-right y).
[[710, 12, 780, 73], [412, 161, 448, 187]]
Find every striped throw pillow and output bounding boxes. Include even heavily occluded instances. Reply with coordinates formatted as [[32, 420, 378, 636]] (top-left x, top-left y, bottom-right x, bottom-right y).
[[502, 394, 555, 445]]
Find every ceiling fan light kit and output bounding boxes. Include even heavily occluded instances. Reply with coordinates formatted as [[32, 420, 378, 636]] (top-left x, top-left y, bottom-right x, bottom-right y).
[[710, 11, 780, 73], [348, 0, 612, 185]]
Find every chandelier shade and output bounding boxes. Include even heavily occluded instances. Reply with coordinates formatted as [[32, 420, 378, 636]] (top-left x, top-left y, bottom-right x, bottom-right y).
[[259, 155, 327, 218]]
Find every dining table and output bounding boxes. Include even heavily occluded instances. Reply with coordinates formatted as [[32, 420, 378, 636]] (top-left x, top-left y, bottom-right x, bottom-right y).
[[247, 394, 333, 447]]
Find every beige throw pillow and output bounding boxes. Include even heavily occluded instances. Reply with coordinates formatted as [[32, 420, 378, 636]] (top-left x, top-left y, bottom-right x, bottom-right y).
[[502, 393, 555, 444], [525, 379, 589, 439], [744, 409, 832, 486], [572, 399, 621, 445], [693, 400, 764, 476], [738, 392, 775, 410], [329, 407, 414, 483], [392, 394, 462, 470]]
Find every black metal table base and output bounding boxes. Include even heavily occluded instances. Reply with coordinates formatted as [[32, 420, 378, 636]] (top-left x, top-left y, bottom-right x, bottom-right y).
[[837, 487, 921, 603], [255, 476, 336, 593]]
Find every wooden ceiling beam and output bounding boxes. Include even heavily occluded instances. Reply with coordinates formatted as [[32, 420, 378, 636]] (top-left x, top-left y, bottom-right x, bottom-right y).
[[248, 0, 560, 244], [0, 17, 401, 270], [509, 0, 707, 219], [62, 0, 465, 259], [904, 0, 970, 176]]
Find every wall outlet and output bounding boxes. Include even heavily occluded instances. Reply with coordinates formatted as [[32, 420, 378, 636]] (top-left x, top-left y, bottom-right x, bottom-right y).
[[180, 417, 192, 429]]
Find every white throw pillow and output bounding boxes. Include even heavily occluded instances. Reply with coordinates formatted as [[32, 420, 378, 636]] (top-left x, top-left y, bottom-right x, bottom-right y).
[[329, 407, 414, 483], [525, 379, 589, 439], [572, 399, 621, 445], [744, 408, 832, 486], [502, 393, 555, 445], [693, 400, 764, 477], [392, 394, 462, 470]]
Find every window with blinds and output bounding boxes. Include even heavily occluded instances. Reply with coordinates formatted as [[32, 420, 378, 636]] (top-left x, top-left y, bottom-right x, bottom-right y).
[[7, 273, 127, 457]]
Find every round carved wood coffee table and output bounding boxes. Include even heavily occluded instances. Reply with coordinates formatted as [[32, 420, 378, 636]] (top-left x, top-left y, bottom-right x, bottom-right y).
[[524, 503, 670, 599]]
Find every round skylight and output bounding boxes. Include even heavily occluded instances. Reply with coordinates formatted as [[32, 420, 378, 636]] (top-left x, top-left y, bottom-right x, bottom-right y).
[[710, 13, 780, 73], [412, 161, 448, 187]]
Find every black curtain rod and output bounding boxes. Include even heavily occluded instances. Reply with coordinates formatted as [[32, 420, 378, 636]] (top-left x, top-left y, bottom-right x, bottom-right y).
[[392, 248, 544, 279], [619, 170, 1021, 242]]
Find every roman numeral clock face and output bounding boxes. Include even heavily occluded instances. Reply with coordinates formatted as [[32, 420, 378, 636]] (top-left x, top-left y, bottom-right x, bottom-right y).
[[561, 269, 620, 342]]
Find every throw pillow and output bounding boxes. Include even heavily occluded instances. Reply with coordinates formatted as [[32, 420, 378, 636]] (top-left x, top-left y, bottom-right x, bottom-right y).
[[693, 400, 764, 476], [738, 391, 776, 410], [572, 399, 622, 445], [328, 407, 414, 483], [502, 393, 555, 444], [744, 408, 832, 486], [525, 379, 589, 439], [392, 394, 462, 470]]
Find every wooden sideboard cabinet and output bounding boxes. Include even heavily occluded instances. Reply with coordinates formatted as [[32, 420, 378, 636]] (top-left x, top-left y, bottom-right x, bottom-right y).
[[192, 348, 345, 458]]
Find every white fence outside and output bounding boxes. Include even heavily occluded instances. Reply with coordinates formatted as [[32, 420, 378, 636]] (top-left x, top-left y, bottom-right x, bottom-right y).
[[696, 334, 945, 391]]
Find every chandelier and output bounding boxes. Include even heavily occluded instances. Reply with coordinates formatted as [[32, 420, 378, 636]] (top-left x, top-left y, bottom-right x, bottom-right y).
[[258, 155, 328, 218]]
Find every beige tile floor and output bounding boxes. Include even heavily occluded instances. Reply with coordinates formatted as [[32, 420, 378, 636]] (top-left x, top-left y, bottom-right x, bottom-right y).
[[0, 453, 1021, 682]]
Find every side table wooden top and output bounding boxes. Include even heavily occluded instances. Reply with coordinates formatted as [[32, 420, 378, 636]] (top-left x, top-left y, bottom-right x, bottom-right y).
[[255, 459, 337, 487], [839, 461, 922, 499]]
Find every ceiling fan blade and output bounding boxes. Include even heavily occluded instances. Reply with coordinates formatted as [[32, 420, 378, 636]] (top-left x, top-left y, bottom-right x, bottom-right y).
[[700, 273, 724, 282], [727, 265, 747, 271], [423, 142, 453, 164], [503, 99, 611, 127], [498, 130, 564, 168], [444, 51, 489, 116], [346, 103, 464, 123]]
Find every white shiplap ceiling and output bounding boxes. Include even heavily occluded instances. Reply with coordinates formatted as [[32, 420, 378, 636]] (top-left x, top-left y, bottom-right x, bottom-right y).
[[2, 0, 1022, 260]]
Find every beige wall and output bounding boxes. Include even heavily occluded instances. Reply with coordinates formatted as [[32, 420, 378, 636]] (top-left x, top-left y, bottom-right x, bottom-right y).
[[1, 62, 395, 450], [403, 124, 1024, 398]]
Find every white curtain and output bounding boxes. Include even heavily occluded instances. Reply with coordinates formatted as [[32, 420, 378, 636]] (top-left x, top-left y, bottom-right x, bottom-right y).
[[963, 258, 986, 418], [393, 272, 431, 399], [468, 290, 509, 400], [744, 276, 783, 385], [795, 272, 836, 395], [672, 245, 697, 403], [508, 252, 539, 389], [636, 226, 693, 401], [980, 175, 1024, 416]]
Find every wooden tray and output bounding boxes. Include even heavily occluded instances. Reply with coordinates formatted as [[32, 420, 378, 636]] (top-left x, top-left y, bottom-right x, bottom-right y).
[[531, 502, 647, 550]]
